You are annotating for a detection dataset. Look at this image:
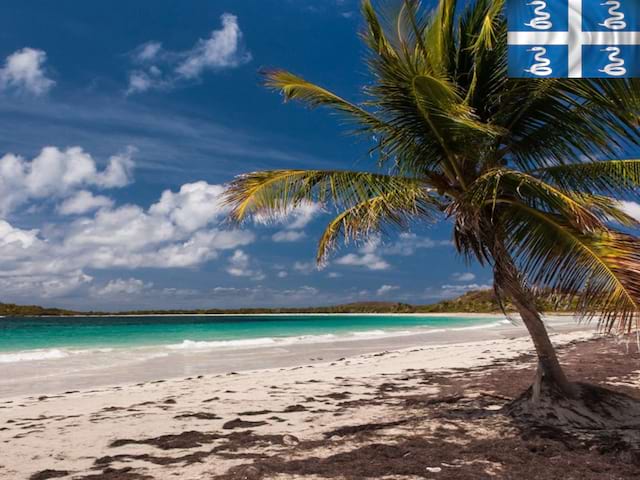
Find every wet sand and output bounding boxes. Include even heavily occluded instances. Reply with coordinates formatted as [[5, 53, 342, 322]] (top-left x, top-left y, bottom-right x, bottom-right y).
[[1, 315, 590, 398]]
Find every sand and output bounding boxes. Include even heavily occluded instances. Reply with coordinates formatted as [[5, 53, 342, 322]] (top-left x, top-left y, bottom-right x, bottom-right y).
[[2, 314, 622, 480], [0, 314, 591, 398]]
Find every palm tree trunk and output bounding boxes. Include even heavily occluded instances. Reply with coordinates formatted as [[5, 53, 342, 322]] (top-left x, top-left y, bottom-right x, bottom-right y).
[[491, 240, 577, 399]]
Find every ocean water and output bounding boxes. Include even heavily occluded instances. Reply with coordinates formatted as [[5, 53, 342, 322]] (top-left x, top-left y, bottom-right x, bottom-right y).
[[0, 314, 507, 364]]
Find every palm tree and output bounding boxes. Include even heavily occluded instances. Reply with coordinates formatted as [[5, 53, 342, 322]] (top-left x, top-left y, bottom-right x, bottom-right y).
[[224, 0, 640, 416]]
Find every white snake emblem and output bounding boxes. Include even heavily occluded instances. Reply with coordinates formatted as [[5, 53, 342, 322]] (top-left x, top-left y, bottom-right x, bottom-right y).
[[599, 47, 627, 76], [599, 1, 627, 30], [525, 0, 553, 30], [525, 47, 553, 76]]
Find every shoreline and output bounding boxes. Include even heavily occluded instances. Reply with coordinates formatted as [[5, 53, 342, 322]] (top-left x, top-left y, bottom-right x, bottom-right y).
[[0, 315, 592, 399], [3, 311, 580, 318], [1, 327, 618, 480]]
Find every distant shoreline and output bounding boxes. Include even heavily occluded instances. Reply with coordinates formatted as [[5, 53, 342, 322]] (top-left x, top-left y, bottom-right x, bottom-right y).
[[2, 311, 577, 318], [0, 289, 580, 317]]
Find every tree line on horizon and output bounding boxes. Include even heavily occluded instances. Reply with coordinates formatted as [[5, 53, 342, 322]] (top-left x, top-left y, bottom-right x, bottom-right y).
[[0, 289, 579, 317]]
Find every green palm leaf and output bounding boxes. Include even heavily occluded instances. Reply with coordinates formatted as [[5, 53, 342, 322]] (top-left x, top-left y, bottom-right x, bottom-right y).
[[223, 169, 437, 224], [316, 185, 441, 264], [532, 159, 640, 195], [226, 0, 640, 366], [499, 204, 640, 333]]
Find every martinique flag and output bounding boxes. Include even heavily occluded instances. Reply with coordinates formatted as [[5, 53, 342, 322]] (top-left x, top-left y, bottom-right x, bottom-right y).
[[507, 0, 640, 78]]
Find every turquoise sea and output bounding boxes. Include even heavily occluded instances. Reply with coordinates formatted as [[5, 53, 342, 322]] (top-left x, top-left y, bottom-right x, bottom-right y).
[[0, 314, 506, 363]]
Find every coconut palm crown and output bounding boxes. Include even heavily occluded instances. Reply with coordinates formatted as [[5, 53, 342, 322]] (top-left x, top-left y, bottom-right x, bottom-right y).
[[224, 0, 640, 395]]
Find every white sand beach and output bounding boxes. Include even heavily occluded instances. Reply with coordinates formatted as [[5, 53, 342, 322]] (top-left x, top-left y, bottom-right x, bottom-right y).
[[0, 316, 603, 479]]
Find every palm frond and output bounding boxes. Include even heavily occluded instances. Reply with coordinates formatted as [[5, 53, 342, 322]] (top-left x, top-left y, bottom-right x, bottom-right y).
[[226, 0, 640, 338], [223, 169, 435, 224], [264, 70, 387, 132], [499, 204, 640, 333], [467, 169, 605, 232], [316, 185, 441, 263], [532, 159, 640, 196]]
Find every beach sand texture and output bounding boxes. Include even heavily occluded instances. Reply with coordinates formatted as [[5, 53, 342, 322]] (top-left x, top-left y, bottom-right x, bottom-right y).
[[1, 324, 639, 479]]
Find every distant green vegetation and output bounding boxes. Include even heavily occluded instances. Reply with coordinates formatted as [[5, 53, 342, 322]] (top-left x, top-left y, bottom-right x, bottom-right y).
[[0, 290, 577, 317], [0, 303, 78, 317]]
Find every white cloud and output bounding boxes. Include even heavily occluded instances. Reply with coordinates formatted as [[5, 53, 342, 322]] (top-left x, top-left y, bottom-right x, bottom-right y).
[[0, 48, 55, 96], [226, 249, 264, 280], [618, 201, 640, 222], [272, 230, 306, 242], [0, 180, 255, 299], [277, 271, 288, 278], [0, 271, 92, 299], [62, 199, 254, 269], [262, 202, 322, 242], [135, 42, 163, 62], [335, 252, 389, 270], [176, 14, 251, 78], [439, 283, 493, 297], [92, 278, 152, 297], [376, 284, 399, 296], [382, 233, 451, 256], [293, 260, 318, 275], [127, 14, 251, 94], [149, 181, 227, 232], [0, 146, 134, 215], [451, 272, 476, 282], [58, 190, 114, 215], [284, 202, 322, 230], [127, 71, 154, 95], [335, 239, 390, 271], [0, 220, 39, 249], [327, 272, 341, 278], [333, 234, 449, 271]]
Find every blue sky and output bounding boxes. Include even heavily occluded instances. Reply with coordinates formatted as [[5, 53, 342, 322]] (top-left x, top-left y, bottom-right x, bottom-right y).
[[0, 0, 492, 310]]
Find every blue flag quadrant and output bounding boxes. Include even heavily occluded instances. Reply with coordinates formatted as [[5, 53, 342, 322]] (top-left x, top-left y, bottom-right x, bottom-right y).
[[507, 0, 640, 78]]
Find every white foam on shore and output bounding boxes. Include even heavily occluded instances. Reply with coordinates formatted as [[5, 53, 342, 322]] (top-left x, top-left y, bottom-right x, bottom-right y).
[[164, 322, 507, 352], [167, 337, 280, 350], [0, 319, 510, 363], [0, 349, 70, 363], [0, 347, 114, 364]]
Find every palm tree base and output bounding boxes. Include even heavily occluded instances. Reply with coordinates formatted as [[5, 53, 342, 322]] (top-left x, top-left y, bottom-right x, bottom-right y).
[[505, 380, 640, 447]]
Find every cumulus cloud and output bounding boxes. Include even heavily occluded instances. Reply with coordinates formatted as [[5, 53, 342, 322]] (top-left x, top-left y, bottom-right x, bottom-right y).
[[272, 230, 306, 242], [149, 181, 227, 232], [451, 272, 476, 282], [127, 14, 251, 94], [58, 190, 114, 215], [293, 260, 318, 275], [0, 146, 134, 215], [0, 48, 55, 96], [382, 233, 451, 256], [226, 249, 264, 280], [335, 239, 390, 271], [376, 284, 399, 296], [0, 180, 255, 299], [0, 271, 92, 299], [333, 233, 450, 271], [92, 278, 152, 297], [0, 220, 39, 249], [176, 14, 251, 78]]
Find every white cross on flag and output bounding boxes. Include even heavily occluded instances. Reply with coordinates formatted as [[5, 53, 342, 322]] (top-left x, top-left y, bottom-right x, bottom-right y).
[[507, 0, 640, 78]]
